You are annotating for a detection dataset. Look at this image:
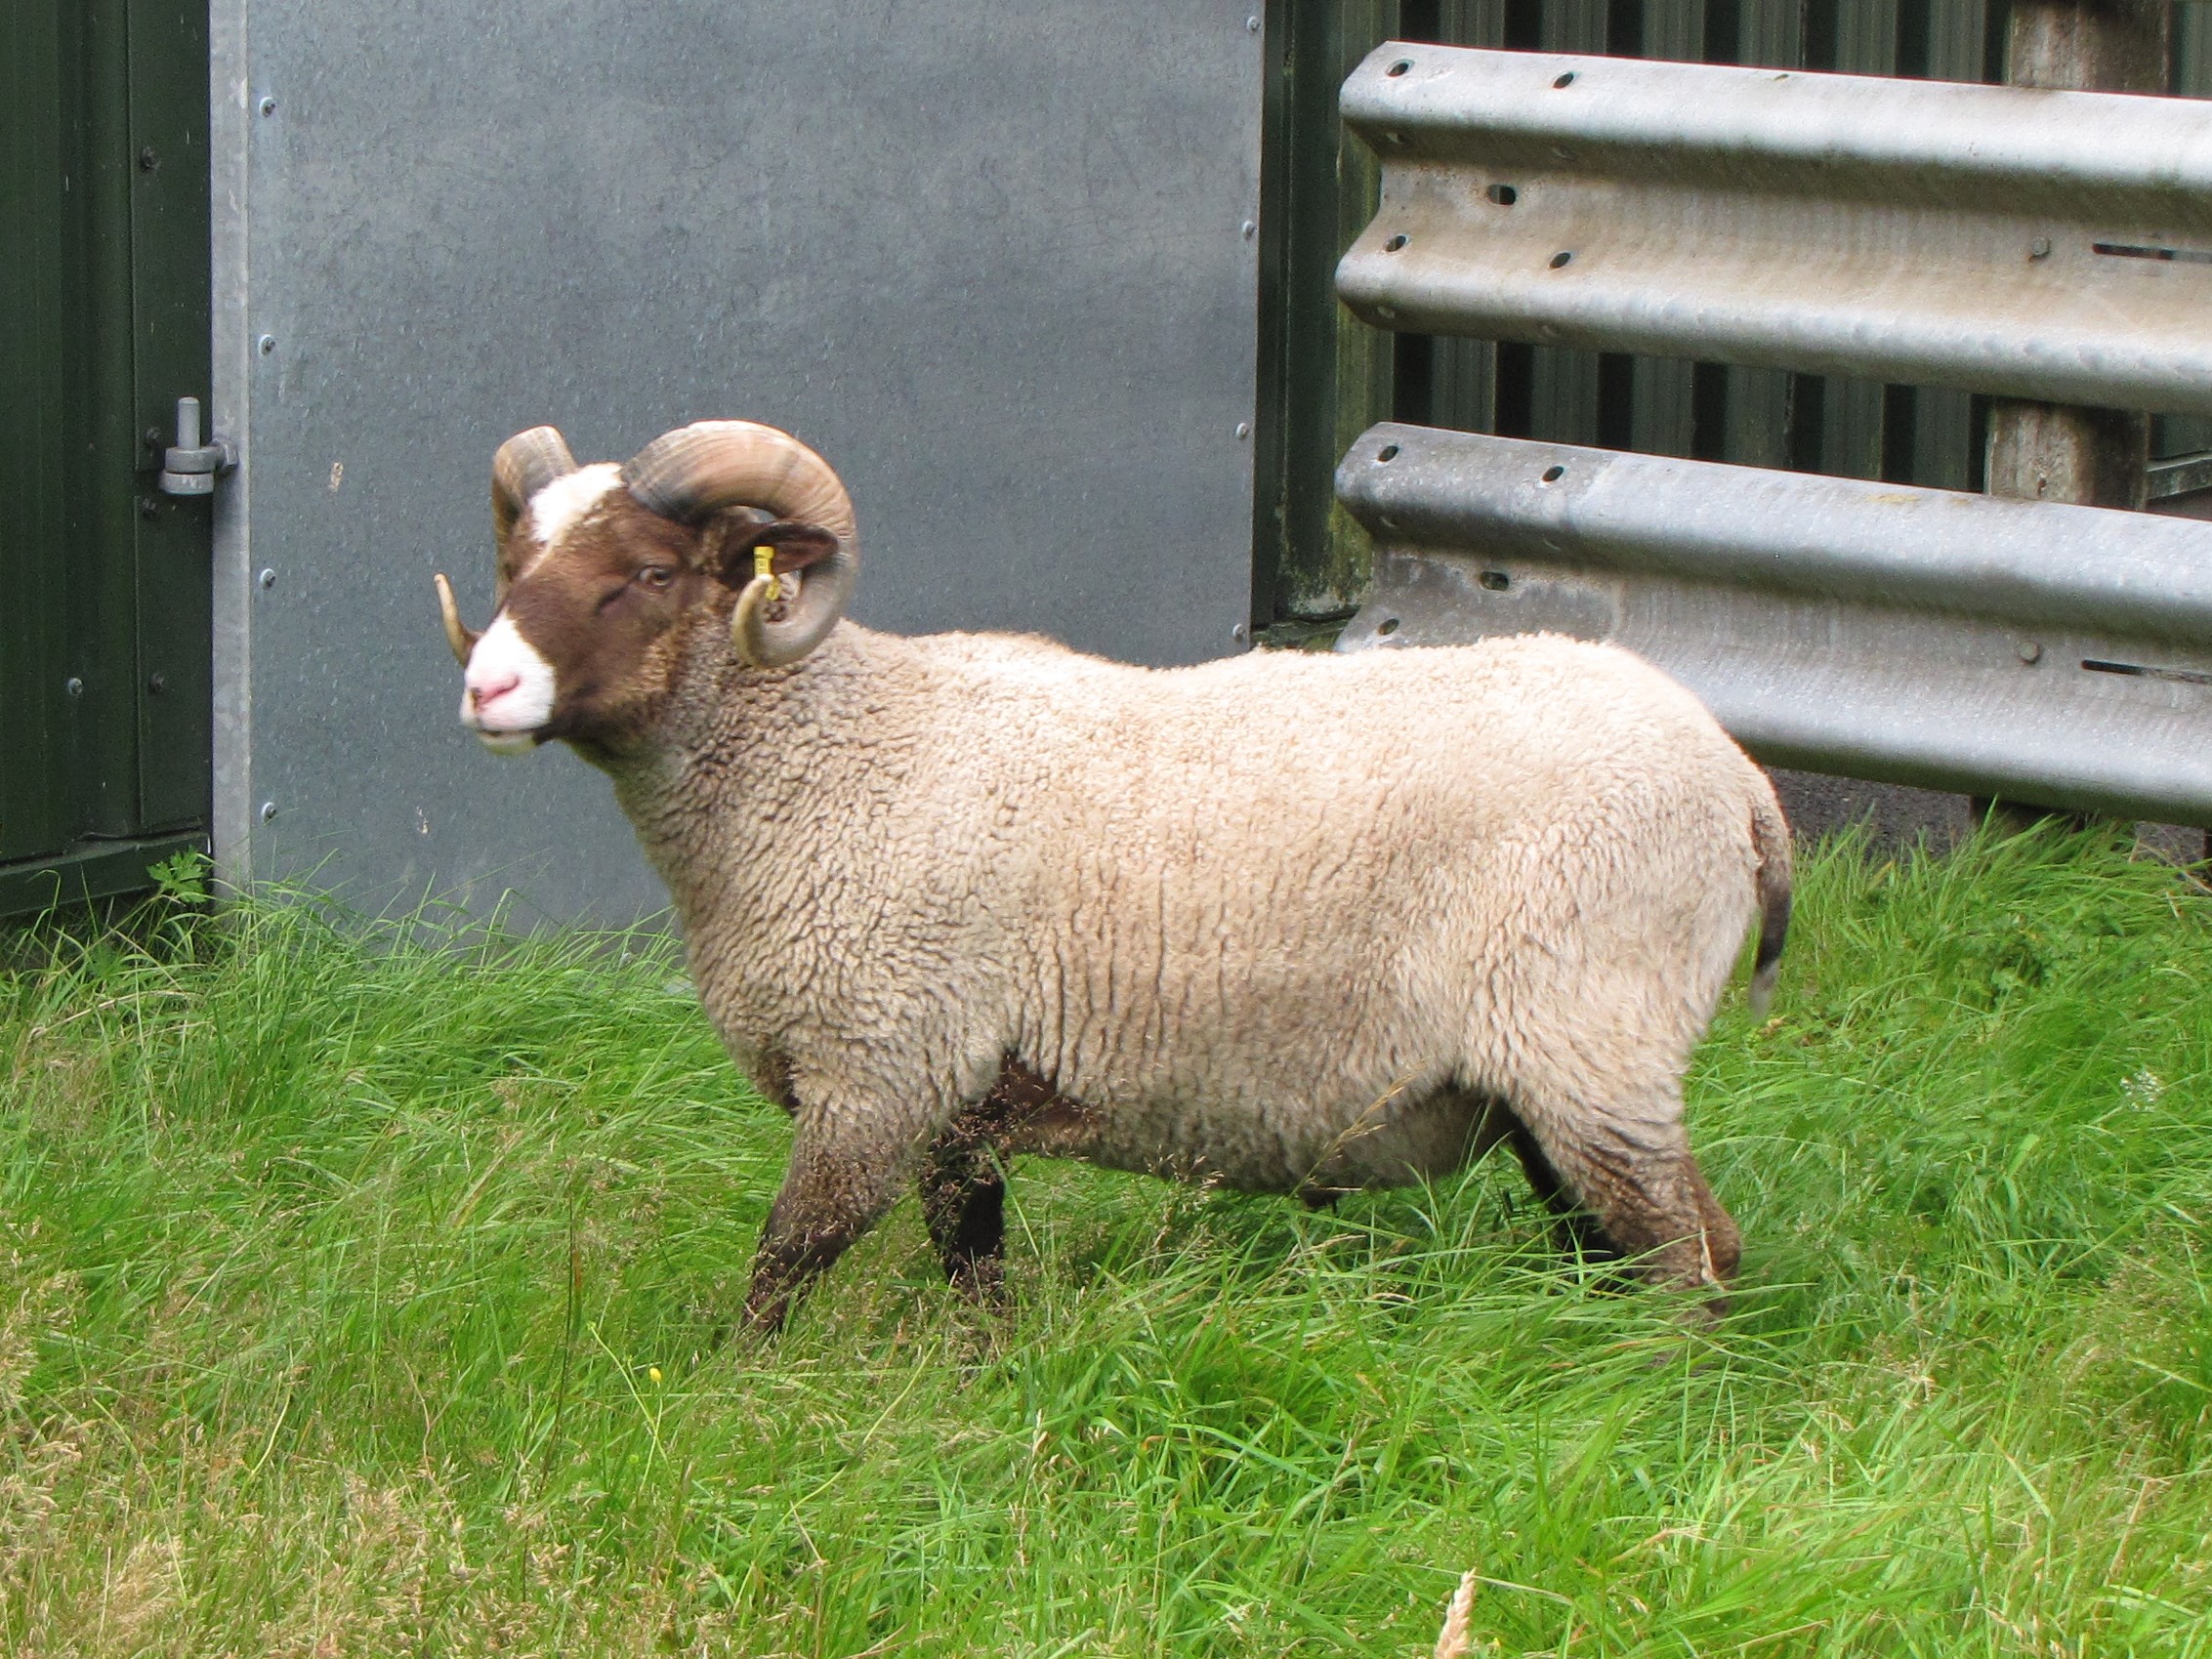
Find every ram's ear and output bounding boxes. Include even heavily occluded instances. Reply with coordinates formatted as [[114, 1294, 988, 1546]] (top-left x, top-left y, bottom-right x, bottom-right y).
[[704, 514, 843, 588]]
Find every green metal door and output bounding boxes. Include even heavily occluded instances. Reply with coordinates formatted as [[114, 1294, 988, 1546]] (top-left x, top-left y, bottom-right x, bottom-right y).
[[2, 0, 213, 916]]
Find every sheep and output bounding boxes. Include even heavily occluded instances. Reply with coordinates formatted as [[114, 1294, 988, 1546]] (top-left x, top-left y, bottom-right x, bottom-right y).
[[437, 419, 1791, 1332]]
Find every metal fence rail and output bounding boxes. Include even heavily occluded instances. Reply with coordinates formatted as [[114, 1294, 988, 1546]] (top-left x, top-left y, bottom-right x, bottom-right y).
[[1338, 424, 2212, 823], [1331, 40, 2212, 819], [1336, 44, 2212, 413]]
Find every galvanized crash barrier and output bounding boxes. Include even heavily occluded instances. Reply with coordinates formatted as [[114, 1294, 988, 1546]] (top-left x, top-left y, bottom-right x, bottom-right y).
[[1338, 425, 2212, 823], [1332, 43, 2212, 822], [1336, 46, 2212, 414]]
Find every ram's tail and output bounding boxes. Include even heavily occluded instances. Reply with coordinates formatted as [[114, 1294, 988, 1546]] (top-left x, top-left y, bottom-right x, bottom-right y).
[[1747, 778, 1793, 1016]]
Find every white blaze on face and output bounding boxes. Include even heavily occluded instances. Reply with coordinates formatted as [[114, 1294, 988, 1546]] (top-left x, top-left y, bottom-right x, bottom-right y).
[[461, 613, 556, 754], [522, 464, 622, 567], [454, 465, 621, 755]]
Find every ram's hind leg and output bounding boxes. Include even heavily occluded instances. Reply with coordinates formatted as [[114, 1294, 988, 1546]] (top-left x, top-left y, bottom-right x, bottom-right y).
[[920, 1112, 1008, 1298], [1499, 1115, 1615, 1264], [1511, 1076, 1739, 1310]]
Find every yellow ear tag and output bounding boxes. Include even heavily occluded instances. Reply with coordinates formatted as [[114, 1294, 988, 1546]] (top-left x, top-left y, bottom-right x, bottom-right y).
[[753, 543, 779, 601]]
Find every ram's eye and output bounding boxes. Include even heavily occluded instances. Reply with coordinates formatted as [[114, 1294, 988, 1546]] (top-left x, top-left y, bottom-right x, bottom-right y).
[[635, 565, 676, 591]]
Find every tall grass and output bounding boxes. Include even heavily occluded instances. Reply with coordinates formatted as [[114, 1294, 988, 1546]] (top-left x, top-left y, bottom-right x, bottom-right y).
[[0, 830, 2208, 1655]]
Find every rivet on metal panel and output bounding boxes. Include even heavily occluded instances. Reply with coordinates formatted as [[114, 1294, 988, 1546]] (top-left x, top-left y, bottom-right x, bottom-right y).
[[63, 678, 83, 698], [139, 145, 158, 171], [258, 568, 276, 590], [259, 95, 276, 116], [2030, 236, 2053, 259], [1246, 14, 1259, 30], [1231, 621, 1250, 643], [1241, 220, 1257, 240], [147, 674, 166, 693], [258, 335, 276, 356], [259, 802, 278, 824], [1235, 422, 1251, 439], [138, 497, 159, 518], [2019, 640, 2044, 663]]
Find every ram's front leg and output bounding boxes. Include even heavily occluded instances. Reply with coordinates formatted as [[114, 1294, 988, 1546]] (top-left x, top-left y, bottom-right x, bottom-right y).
[[744, 1103, 917, 1335], [920, 1111, 1008, 1298]]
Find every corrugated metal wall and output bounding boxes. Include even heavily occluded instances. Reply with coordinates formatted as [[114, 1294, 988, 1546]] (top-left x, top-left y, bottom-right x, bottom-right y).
[[1264, 0, 2212, 622]]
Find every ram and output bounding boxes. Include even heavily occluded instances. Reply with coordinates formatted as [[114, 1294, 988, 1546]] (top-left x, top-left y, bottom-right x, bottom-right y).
[[437, 420, 1790, 1330]]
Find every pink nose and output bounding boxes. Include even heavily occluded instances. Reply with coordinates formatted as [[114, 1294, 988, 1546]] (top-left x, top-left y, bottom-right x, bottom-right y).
[[470, 671, 521, 711]]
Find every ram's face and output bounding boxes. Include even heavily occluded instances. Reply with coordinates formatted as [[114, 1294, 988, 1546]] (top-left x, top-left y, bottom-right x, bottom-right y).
[[461, 465, 733, 757], [437, 421, 858, 760]]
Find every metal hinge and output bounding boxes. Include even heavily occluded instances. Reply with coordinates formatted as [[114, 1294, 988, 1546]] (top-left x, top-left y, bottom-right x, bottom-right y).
[[157, 396, 235, 496]]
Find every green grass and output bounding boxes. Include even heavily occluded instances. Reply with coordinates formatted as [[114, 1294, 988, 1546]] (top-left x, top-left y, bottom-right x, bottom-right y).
[[2, 831, 2210, 1656]]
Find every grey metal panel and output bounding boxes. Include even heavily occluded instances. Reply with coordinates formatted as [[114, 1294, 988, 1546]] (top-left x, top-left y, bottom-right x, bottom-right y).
[[1337, 44, 2212, 416], [218, 2, 1265, 918], [1336, 423, 2212, 823]]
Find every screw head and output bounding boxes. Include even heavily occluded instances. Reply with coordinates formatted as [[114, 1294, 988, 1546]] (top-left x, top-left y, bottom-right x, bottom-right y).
[[259, 801, 278, 824], [258, 334, 277, 356], [2018, 640, 2043, 664], [1231, 621, 1250, 644], [63, 677, 83, 698], [259, 95, 277, 116], [138, 496, 159, 518], [2029, 235, 2052, 260], [1240, 219, 1257, 240], [1246, 14, 1260, 31], [1234, 421, 1251, 439], [139, 145, 158, 171], [258, 568, 276, 590], [147, 673, 166, 693]]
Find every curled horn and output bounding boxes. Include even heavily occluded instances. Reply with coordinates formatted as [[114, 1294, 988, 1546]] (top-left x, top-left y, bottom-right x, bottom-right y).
[[432, 572, 479, 666], [621, 420, 859, 670], [491, 426, 580, 542]]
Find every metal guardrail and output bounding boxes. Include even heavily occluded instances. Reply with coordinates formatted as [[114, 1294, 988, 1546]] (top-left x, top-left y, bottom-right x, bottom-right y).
[[1332, 44, 2212, 819], [1336, 45, 2212, 414], [1337, 425, 2212, 823]]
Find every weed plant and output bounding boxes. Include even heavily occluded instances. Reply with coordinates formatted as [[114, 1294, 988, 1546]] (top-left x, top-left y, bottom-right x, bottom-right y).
[[0, 829, 2207, 1655]]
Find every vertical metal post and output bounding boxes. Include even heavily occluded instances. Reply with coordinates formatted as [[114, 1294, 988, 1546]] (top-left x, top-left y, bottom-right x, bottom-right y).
[[1983, 0, 2168, 511]]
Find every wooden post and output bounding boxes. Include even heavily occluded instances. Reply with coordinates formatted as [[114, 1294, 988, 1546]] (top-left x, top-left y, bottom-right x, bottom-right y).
[[1977, 0, 2169, 834], [1984, 0, 2168, 514]]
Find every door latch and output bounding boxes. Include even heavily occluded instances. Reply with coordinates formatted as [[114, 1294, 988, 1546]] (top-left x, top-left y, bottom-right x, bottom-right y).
[[157, 396, 234, 496]]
